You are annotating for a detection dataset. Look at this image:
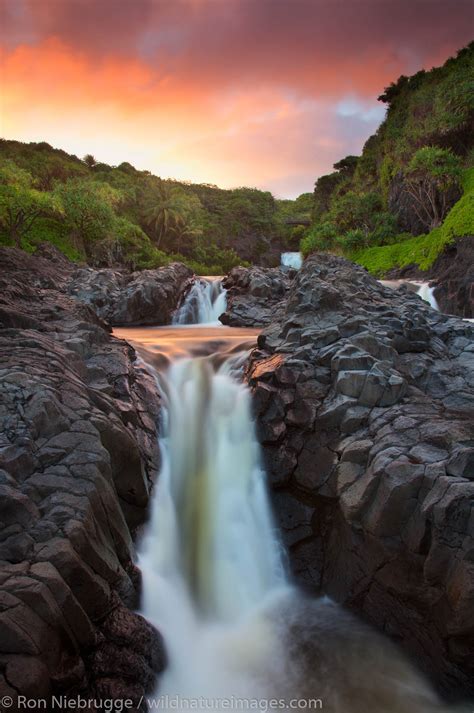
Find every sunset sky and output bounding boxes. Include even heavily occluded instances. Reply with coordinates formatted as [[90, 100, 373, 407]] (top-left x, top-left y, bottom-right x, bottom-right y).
[[1, 0, 472, 198]]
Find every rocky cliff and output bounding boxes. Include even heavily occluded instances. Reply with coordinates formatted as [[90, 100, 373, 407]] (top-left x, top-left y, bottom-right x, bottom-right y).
[[0, 247, 192, 706], [68, 262, 193, 326], [246, 254, 474, 699]]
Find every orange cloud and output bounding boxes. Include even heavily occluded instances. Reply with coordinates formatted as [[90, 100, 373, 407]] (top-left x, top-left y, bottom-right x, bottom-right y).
[[1, 0, 472, 196]]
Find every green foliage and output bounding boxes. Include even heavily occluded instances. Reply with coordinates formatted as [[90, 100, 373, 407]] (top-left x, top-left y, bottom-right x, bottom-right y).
[[181, 243, 244, 274], [403, 146, 462, 230], [54, 179, 121, 260], [333, 155, 359, 177], [407, 146, 462, 182], [312, 171, 346, 221], [0, 138, 303, 271], [379, 156, 395, 204], [303, 43, 473, 265], [352, 167, 474, 275], [0, 139, 88, 190], [328, 191, 382, 233], [301, 222, 339, 256], [0, 159, 58, 248]]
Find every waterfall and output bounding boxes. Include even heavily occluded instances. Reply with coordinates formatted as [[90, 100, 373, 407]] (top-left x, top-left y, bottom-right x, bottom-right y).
[[133, 326, 454, 712], [139, 354, 289, 703], [173, 279, 227, 325], [281, 252, 303, 270], [416, 282, 440, 310]]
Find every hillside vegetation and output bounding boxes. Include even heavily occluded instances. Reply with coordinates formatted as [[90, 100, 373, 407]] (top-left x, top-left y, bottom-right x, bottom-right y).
[[0, 140, 311, 274], [302, 42, 474, 274]]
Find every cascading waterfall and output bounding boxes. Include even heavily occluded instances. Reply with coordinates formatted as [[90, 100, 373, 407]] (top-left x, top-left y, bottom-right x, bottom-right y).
[[132, 325, 457, 713], [138, 354, 290, 703], [173, 279, 227, 325], [416, 282, 440, 310]]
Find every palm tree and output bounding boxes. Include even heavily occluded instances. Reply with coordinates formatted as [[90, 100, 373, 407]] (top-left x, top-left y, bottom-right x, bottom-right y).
[[83, 154, 97, 169], [170, 216, 202, 255], [143, 181, 185, 247]]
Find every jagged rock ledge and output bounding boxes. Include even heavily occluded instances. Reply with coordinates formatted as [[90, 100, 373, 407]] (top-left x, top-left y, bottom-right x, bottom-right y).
[[246, 253, 474, 699], [0, 246, 183, 706], [220, 264, 294, 327], [68, 259, 193, 326]]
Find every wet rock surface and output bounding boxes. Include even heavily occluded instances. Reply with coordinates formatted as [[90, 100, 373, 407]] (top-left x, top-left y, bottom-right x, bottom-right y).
[[220, 265, 293, 327], [68, 262, 193, 326], [0, 247, 165, 707], [246, 253, 474, 698]]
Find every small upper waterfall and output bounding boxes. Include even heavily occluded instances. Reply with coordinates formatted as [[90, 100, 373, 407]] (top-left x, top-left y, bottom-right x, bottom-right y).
[[173, 279, 227, 325], [281, 252, 303, 270], [416, 282, 440, 310]]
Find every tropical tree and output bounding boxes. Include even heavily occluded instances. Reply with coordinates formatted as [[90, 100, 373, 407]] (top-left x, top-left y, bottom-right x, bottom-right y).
[[169, 216, 203, 256], [143, 181, 188, 247], [0, 160, 55, 247], [83, 154, 97, 169], [55, 179, 122, 259], [403, 147, 462, 230], [333, 155, 359, 178]]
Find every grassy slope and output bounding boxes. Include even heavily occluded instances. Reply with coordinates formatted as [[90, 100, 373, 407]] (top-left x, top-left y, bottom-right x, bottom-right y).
[[350, 168, 474, 276]]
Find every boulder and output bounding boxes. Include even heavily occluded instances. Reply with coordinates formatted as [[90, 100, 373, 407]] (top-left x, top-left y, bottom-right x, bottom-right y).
[[220, 265, 293, 326], [68, 262, 193, 326]]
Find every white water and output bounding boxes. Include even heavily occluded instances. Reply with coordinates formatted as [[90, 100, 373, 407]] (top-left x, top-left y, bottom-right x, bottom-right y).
[[415, 282, 440, 310], [139, 352, 289, 704], [380, 279, 440, 311], [281, 252, 303, 270], [173, 279, 227, 325], [130, 324, 461, 713]]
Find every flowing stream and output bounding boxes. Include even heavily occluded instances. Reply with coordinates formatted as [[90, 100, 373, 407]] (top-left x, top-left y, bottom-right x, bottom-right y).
[[113, 280, 461, 713]]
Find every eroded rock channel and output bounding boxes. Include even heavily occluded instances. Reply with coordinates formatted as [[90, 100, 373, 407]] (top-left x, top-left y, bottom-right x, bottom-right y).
[[0, 245, 473, 708]]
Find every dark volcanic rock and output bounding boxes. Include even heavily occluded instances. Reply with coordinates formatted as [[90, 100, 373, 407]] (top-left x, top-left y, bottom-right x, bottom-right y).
[[247, 253, 474, 698], [430, 236, 474, 318], [0, 247, 165, 703], [227, 231, 285, 268], [68, 262, 193, 326], [221, 265, 293, 327]]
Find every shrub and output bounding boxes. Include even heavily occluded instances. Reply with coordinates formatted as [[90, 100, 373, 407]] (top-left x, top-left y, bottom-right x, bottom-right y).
[[301, 222, 339, 256], [403, 146, 462, 230]]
